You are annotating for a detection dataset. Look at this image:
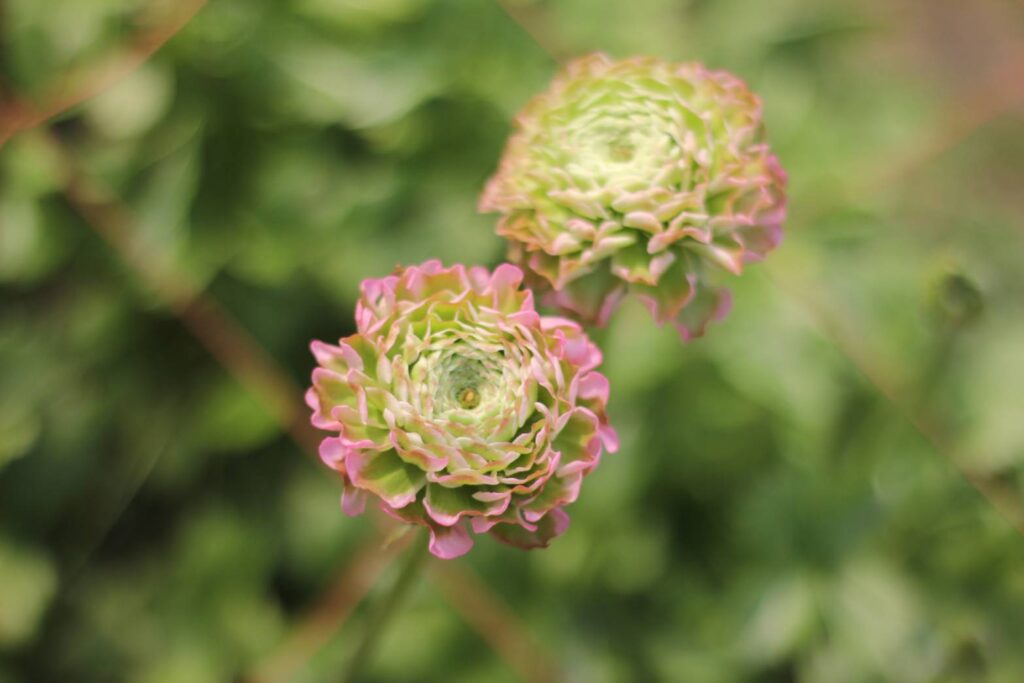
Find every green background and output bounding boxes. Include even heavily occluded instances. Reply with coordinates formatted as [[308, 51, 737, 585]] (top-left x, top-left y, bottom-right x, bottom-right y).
[[2, 0, 1024, 681]]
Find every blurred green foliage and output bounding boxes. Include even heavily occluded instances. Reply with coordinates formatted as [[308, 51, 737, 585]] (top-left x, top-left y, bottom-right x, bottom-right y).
[[2, 0, 1024, 681]]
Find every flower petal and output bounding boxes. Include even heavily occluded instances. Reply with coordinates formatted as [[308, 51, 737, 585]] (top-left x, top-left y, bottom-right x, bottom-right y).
[[428, 521, 474, 559], [424, 484, 511, 527], [346, 450, 425, 509], [488, 508, 570, 550]]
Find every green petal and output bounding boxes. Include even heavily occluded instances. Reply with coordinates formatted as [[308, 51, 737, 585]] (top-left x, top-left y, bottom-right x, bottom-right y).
[[488, 508, 569, 550], [553, 265, 624, 325], [610, 241, 658, 285], [349, 449, 425, 508], [630, 256, 696, 323], [424, 484, 508, 526], [553, 409, 598, 470]]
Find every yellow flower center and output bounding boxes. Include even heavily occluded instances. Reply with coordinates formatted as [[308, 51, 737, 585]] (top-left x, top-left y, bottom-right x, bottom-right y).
[[457, 386, 481, 409], [608, 138, 636, 163]]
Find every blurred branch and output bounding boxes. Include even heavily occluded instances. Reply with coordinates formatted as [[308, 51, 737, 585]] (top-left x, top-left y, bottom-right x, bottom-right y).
[[792, 36, 1024, 228], [846, 46, 1024, 203], [49, 131, 321, 454], [495, 0, 567, 63], [0, 0, 207, 146], [764, 266, 1024, 535], [242, 524, 410, 683], [340, 533, 430, 683], [246, 526, 568, 683], [63, 425, 174, 581], [429, 561, 566, 683]]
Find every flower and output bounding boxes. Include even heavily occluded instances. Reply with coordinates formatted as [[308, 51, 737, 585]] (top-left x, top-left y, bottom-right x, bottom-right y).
[[480, 53, 787, 340], [306, 261, 618, 559]]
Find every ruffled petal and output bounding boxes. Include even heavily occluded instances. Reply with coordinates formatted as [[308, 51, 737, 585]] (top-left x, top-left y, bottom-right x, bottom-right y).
[[428, 521, 474, 559], [488, 508, 570, 550], [346, 450, 425, 509]]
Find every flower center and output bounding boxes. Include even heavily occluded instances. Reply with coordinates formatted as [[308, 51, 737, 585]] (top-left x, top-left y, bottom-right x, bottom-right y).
[[608, 136, 636, 163], [457, 386, 481, 409], [432, 353, 494, 416], [406, 339, 536, 443]]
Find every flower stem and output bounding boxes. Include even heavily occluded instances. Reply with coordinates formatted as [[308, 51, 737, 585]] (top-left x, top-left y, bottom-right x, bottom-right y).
[[341, 532, 430, 683]]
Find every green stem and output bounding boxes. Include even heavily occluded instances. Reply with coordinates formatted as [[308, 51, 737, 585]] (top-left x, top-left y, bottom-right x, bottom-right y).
[[341, 533, 431, 683]]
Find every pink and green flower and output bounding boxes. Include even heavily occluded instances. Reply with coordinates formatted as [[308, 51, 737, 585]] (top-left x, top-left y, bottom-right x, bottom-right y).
[[480, 53, 787, 340], [307, 261, 617, 559]]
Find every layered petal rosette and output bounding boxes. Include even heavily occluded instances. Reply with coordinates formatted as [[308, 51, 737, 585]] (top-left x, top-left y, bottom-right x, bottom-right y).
[[306, 261, 617, 559], [480, 52, 787, 340]]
